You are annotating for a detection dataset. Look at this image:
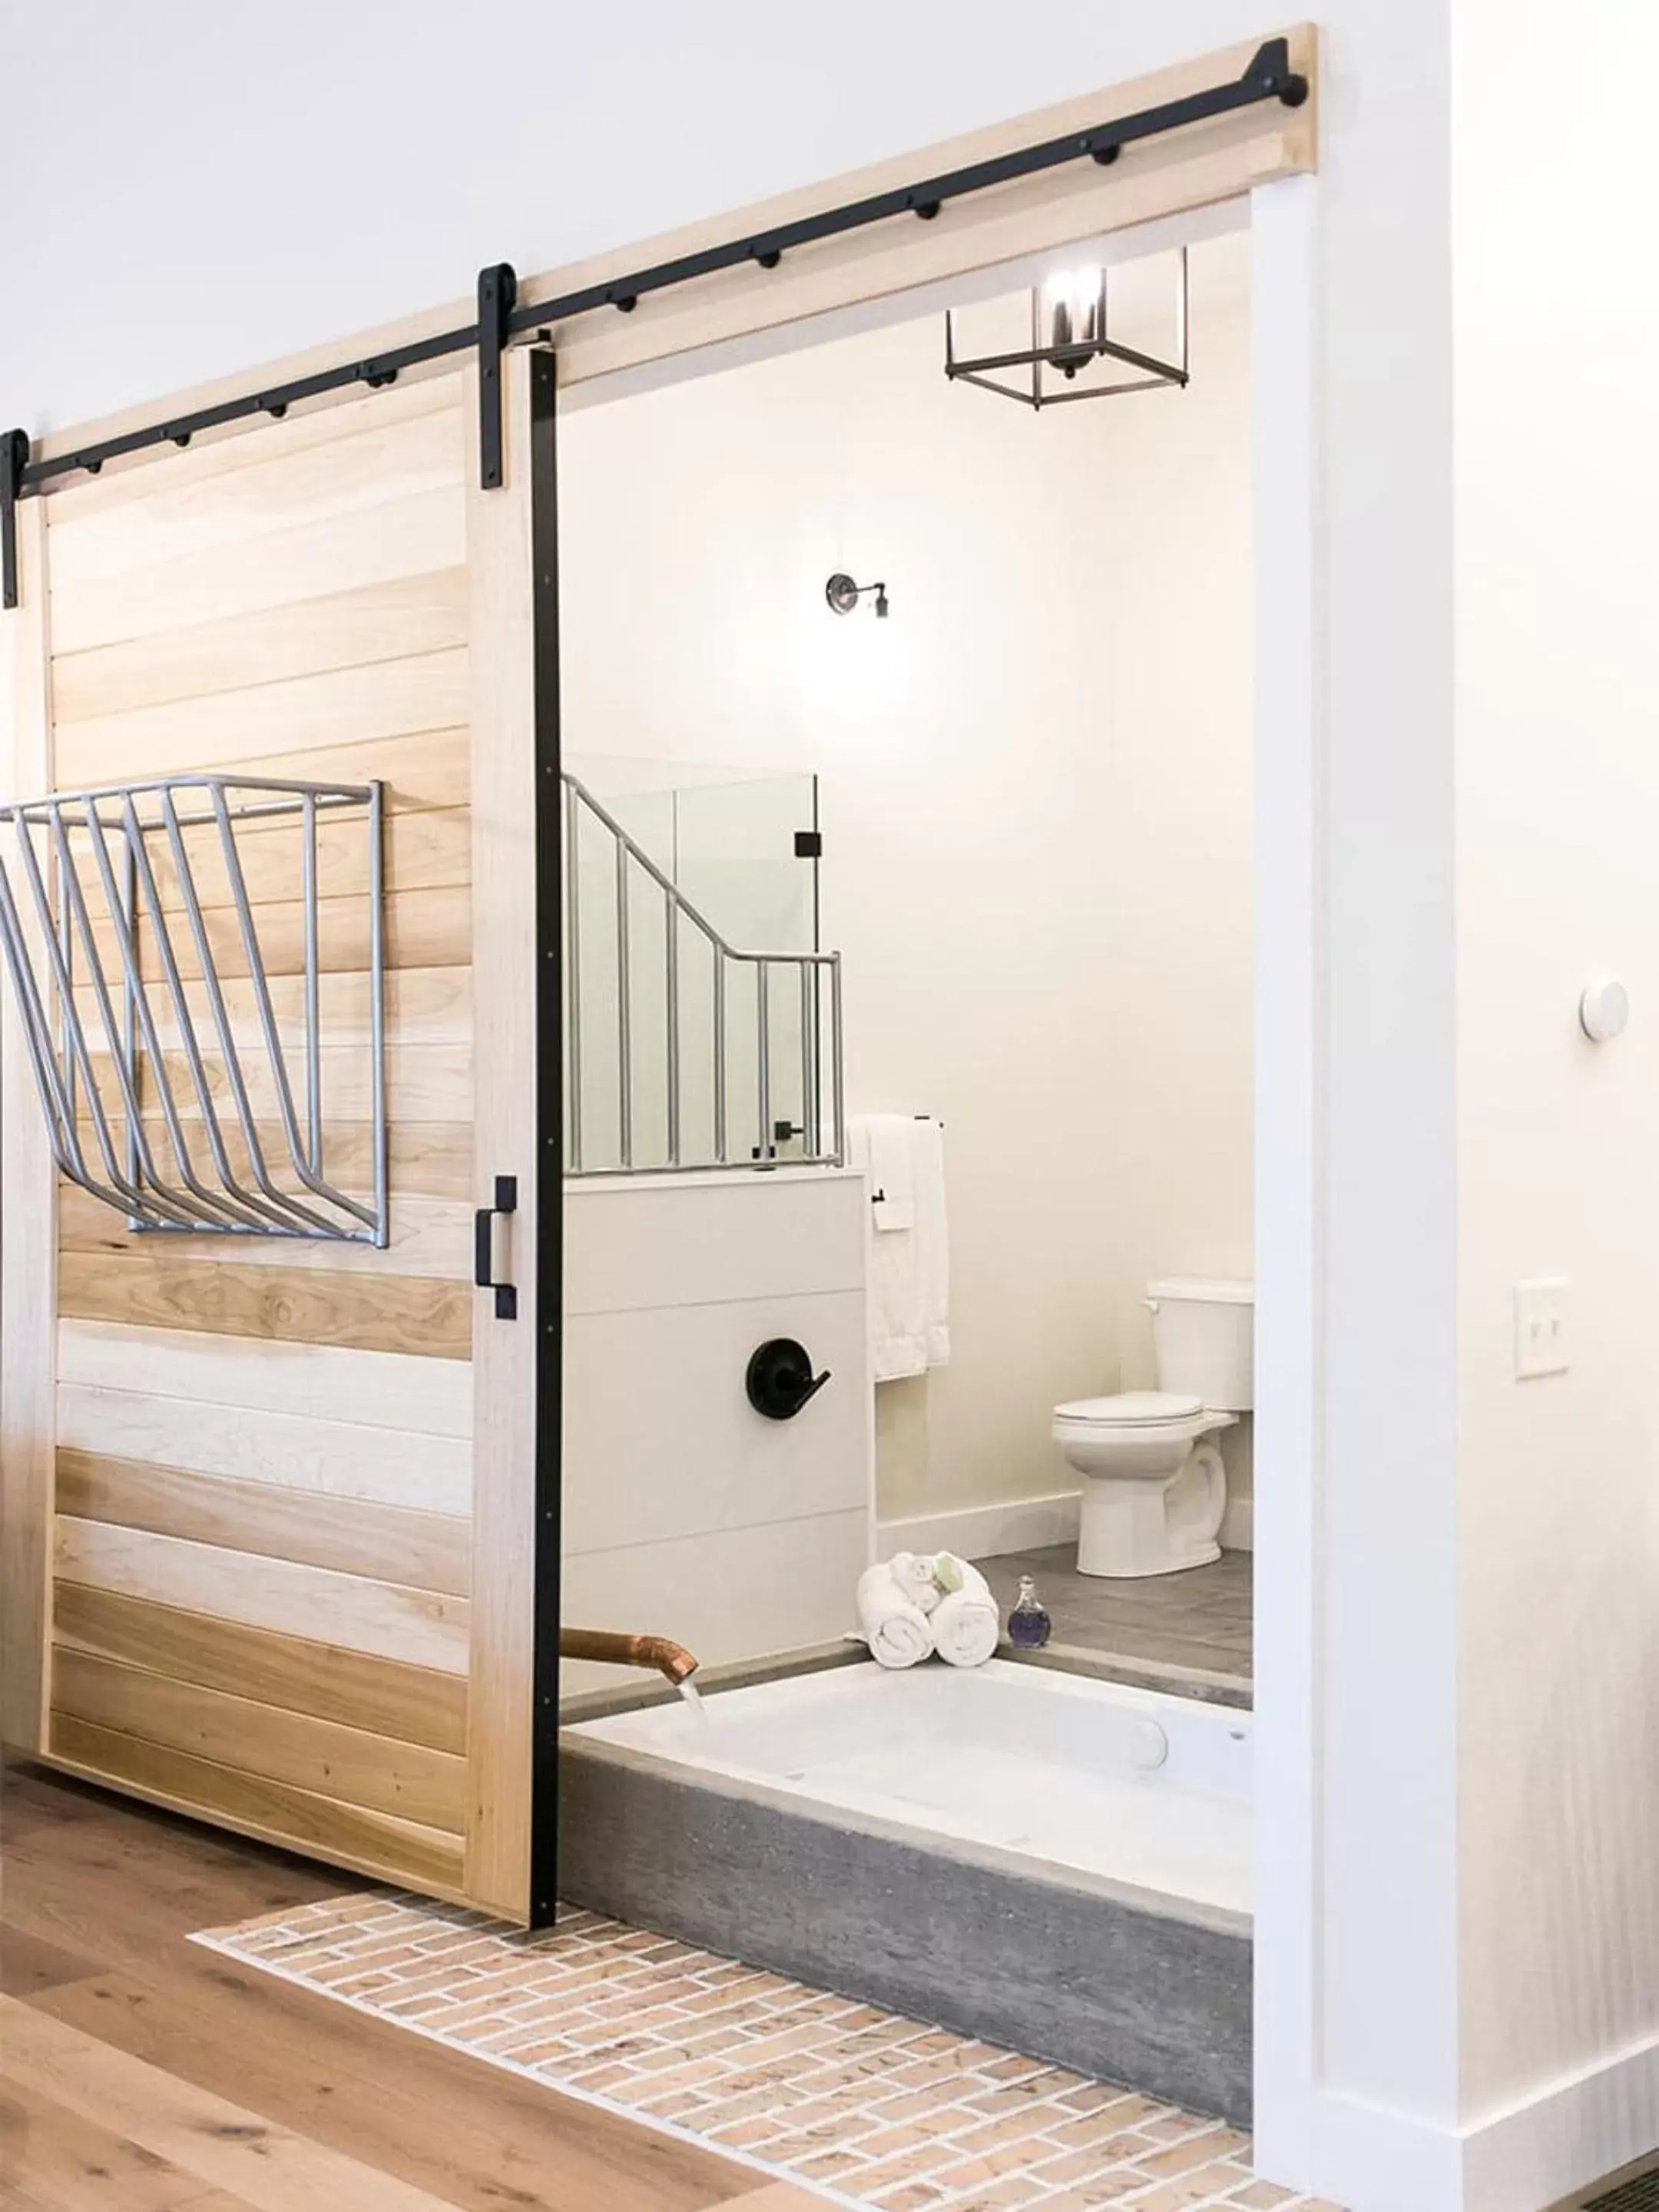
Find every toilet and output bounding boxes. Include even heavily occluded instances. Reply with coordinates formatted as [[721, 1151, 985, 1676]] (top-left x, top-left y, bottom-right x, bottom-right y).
[[1051, 1278, 1253, 1579]]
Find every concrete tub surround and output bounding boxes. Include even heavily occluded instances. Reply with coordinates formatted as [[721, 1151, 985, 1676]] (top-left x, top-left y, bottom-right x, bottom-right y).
[[562, 1661, 1254, 2121], [558, 1738, 1252, 2124]]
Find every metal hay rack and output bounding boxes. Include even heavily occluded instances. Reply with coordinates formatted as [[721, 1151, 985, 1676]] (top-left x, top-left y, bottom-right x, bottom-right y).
[[0, 772, 388, 1244]]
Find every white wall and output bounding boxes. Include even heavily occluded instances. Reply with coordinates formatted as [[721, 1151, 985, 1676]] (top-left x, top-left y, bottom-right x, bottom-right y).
[[557, 240, 1254, 1529], [1449, 0, 1659, 2187]]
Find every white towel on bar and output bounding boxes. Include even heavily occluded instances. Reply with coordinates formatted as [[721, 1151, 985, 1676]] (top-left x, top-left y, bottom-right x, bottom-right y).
[[858, 1114, 917, 1233], [848, 1114, 950, 1381], [855, 1561, 935, 1670], [929, 1553, 1000, 1670]]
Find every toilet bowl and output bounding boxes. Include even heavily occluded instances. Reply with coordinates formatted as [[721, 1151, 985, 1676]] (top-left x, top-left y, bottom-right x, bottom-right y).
[[1053, 1392, 1233, 1578], [1052, 1279, 1253, 1581]]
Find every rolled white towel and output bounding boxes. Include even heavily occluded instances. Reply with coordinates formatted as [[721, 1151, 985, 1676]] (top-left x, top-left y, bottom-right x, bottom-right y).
[[856, 1562, 935, 1670], [886, 1550, 942, 1616], [930, 1553, 1000, 1669]]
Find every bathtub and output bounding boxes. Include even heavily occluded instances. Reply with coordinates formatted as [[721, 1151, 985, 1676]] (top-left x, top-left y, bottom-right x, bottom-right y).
[[559, 1656, 1254, 2121]]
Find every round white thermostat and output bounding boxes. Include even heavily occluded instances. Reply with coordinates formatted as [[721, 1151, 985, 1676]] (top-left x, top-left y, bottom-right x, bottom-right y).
[[1579, 977, 1629, 1043]]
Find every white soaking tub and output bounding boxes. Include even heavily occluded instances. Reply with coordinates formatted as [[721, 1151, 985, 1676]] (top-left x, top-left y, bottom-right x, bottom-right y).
[[559, 1655, 1256, 2120], [570, 1656, 1252, 1914]]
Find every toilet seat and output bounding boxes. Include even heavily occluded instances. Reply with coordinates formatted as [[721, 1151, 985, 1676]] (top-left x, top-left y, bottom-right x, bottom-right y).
[[1053, 1389, 1204, 1429]]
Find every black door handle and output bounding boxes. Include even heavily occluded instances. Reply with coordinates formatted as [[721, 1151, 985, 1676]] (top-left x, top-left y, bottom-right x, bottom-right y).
[[746, 1337, 832, 1420], [474, 1174, 518, 1320]]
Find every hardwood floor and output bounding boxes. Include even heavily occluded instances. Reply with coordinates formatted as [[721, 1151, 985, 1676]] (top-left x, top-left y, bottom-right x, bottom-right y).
[[0, 1760, 817, 2212]]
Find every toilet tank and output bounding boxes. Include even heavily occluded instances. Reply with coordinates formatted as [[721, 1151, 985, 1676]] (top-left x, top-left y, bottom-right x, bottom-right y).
[[1147, 1278, 1254, 1410]]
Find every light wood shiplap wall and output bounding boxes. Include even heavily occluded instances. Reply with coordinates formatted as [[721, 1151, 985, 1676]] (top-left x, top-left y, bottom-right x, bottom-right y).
[[37, 375, 479, 1897]]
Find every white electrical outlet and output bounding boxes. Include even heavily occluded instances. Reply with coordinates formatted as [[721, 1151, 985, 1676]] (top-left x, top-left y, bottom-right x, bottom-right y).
[[1514, 1279, 1569, 1379]]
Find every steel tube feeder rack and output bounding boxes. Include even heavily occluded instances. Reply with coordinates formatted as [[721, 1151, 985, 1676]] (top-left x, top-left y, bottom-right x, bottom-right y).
[[0, 773, 390, 1245]]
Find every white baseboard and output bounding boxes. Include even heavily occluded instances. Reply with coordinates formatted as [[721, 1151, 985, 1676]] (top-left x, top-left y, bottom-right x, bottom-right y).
[[1303, 2027, 1659, 2212], [1465, 2021, 1659, 2212], [881, 1488, 1257, 1565], [1307, 2086, 1462, 2212], [1220, 1496, 1254, 1551], [877, 1489, 1081, 1563]]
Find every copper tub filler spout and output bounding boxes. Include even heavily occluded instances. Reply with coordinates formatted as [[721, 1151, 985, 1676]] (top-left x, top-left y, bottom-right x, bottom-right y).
[[559, 1628, 700, 1686]]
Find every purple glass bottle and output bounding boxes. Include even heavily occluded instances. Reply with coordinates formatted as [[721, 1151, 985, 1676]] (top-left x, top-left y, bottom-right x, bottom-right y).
[[1008, 1574, 1051, 1650]]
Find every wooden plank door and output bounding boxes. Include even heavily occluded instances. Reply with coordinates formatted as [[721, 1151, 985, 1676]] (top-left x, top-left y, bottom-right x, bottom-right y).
[[0, 359, 556, 1919]]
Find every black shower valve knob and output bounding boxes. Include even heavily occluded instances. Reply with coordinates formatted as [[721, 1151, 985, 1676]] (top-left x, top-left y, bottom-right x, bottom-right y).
[[745, 1337, 833, 1420]]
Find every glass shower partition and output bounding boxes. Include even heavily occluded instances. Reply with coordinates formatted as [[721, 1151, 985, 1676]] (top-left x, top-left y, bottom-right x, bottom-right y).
[[562, 758, 832, 1177]]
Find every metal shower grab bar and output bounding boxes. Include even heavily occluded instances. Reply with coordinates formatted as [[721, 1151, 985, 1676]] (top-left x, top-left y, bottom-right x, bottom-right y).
[[0, 773, 388, 1243], [561, 771, 844, 1177]]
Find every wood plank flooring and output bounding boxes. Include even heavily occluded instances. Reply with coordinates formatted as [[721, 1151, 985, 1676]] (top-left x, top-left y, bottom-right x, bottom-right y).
[[0, 1760, 818, 2212], [977, 1544, 1253, 1684]]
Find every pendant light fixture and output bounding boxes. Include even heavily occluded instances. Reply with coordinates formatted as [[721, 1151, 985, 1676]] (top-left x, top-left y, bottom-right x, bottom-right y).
[[945, 247, 1189, 410]]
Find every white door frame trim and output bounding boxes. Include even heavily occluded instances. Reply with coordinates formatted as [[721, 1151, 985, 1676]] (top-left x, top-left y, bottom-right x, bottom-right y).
[[568, 171, 1327, 2199], [1249, 167, 1323, 2192]]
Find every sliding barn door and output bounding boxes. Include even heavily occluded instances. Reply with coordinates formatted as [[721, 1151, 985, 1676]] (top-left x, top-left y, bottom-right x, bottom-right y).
[[0, 356, 553, 1918]]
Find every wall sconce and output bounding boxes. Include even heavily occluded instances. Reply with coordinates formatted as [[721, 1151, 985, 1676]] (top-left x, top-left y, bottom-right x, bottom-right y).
[[945, 247, 1189, 411], [826, 573, 889, 618]]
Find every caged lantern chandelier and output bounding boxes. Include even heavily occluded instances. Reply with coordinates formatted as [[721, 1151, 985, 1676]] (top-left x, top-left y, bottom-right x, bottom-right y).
[[944, 247, 1189, 411]]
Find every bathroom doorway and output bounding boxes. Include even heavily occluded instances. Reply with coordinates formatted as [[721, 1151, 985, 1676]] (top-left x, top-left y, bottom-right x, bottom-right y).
[[557, 221, 1257, 1704]]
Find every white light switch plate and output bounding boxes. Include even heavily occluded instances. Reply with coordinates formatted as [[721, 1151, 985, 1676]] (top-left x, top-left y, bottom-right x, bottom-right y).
[[1514, 1279, 1569, 1379]]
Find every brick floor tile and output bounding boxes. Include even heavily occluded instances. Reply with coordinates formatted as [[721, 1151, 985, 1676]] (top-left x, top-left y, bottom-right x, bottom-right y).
[[780, 2150, 869, 2181], [1138, 2135, 1235, 2180], [979, 2054, 1055, 2085], [612, 2061, 727, 2106], [1138, 2116, 1217, 2149], [551, 2058, 634, 2090], [853, 2144, 970, 2190], [1051, 2170, 1150, 2206], [871, 2184, 954, 2210], [706, 2114, 796, 2149], [885, 2057, 985, 2091], [933, 2173, 1052, 2208], [1045, 2120, 1163, 2157], [952, 2109, 1071, 2155], [1131, 2161, 1267, 2207], [962, 2085, 1059, 2120]]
